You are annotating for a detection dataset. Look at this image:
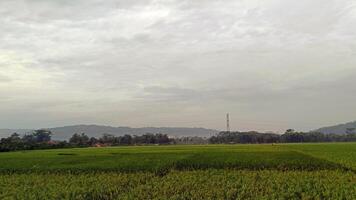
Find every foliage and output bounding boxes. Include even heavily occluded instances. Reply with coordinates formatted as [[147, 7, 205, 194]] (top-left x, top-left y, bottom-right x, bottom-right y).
[[173, 136, 209, 144], [210, 130, 356, 144], [0, 130, 67, 152], [210, 131, 280, 144], [0, 132, 172, 152], [2, 128, 356, 152], [69, 133, 89, 146], [32, 129, 52, 143]]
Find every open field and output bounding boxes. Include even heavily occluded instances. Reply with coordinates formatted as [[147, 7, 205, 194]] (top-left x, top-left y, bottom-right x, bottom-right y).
[[1, 143, 356, 199]]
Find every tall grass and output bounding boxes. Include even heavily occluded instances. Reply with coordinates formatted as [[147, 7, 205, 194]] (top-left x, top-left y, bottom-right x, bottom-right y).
[[1, 170, 355, 200], [1, 143, 354, 173], [0, 143, 355, 199]]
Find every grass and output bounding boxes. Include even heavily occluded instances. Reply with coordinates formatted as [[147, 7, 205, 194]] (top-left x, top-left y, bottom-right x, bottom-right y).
[[281, 143, 356, 170], [1, 170, 355, 200], [0, 143, 355, 199], [0, 144, 352, 172], [125, 170, 356, 200]]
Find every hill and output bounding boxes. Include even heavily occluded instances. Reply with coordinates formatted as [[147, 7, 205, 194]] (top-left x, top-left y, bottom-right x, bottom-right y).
[[0, 125, 219, 140], [314, 121, 356, 134]]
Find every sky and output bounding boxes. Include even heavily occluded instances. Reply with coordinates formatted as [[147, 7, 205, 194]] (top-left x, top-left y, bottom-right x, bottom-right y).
[[0, 0, 356, 132]]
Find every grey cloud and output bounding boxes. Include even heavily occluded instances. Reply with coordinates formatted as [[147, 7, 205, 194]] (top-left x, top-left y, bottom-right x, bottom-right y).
[[0, 0, 355, 132], [263, 0, 351, 34], [0, 74, 11, 82]]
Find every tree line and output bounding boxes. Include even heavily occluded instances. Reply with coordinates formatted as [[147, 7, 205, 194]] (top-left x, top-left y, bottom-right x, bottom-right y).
[[209, 129, 356, 144], [68, 133, 171, 147], [0, 130, 67, 152], [1, 129, 356, 152], [0, 130, 171, 152]]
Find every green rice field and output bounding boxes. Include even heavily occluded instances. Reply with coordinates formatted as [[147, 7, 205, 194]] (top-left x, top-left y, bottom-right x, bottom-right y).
[[0, 143, 355, 199]]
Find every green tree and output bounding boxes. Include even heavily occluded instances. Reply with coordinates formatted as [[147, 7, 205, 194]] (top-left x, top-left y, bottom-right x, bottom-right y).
[[69, 133, 89, 146], [33, 129, 52, 143]]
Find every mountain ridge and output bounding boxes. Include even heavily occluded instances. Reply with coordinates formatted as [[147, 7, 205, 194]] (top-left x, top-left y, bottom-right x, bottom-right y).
[[0, 125, 219, 140], [313, 121, 356, 134]]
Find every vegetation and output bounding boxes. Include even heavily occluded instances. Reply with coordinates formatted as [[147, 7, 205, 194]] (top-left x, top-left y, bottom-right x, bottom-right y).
[[0, 130, 68, 152], [0, 130, 172, 152], [210, 130, 356, 144], [2, 144, 354, 173], [2, 128, 356, 153], [1, 170, 355, 200], [0, 143, 355, 199], [210, 131, 280, 144], [1, 132, 356, 199]]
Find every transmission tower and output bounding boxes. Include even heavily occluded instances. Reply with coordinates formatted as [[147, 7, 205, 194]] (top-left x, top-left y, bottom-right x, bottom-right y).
[[226, 113, 230, 132]]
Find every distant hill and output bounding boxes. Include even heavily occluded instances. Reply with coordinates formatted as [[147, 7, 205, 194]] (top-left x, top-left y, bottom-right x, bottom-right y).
[[0, 125, 219, 140], [314, 121, 356, 134]]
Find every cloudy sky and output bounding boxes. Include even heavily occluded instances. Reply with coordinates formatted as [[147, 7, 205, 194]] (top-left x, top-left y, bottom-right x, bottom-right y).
[[0, 0, 355, 132]]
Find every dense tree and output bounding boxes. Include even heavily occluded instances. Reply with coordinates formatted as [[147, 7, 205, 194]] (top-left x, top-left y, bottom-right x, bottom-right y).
[[119, 134, 132, 145], [210, 130, 356, 144], [99, 133, 116, 144], [2, 128, 356, 153], [22, 134, 37, 143], [174, 136, 209, 145], [210, 131, 280, 144], [88, 137, 99, 146], [346, 128, 355, 135], [69, 133, 89, 146], [0, 130, 66, 152], [33, 129, 52, 143]]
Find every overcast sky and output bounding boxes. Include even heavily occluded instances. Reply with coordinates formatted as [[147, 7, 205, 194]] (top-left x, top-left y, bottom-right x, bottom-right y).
[[0, 0, 356, 132]]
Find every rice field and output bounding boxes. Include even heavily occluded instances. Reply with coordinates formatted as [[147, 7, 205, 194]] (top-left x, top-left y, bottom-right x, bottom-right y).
[[0, 143, 355, 199]]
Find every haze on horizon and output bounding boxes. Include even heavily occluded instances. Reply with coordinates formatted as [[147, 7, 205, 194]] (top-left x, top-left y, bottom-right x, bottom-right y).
[[0, 0, 356, 133]]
